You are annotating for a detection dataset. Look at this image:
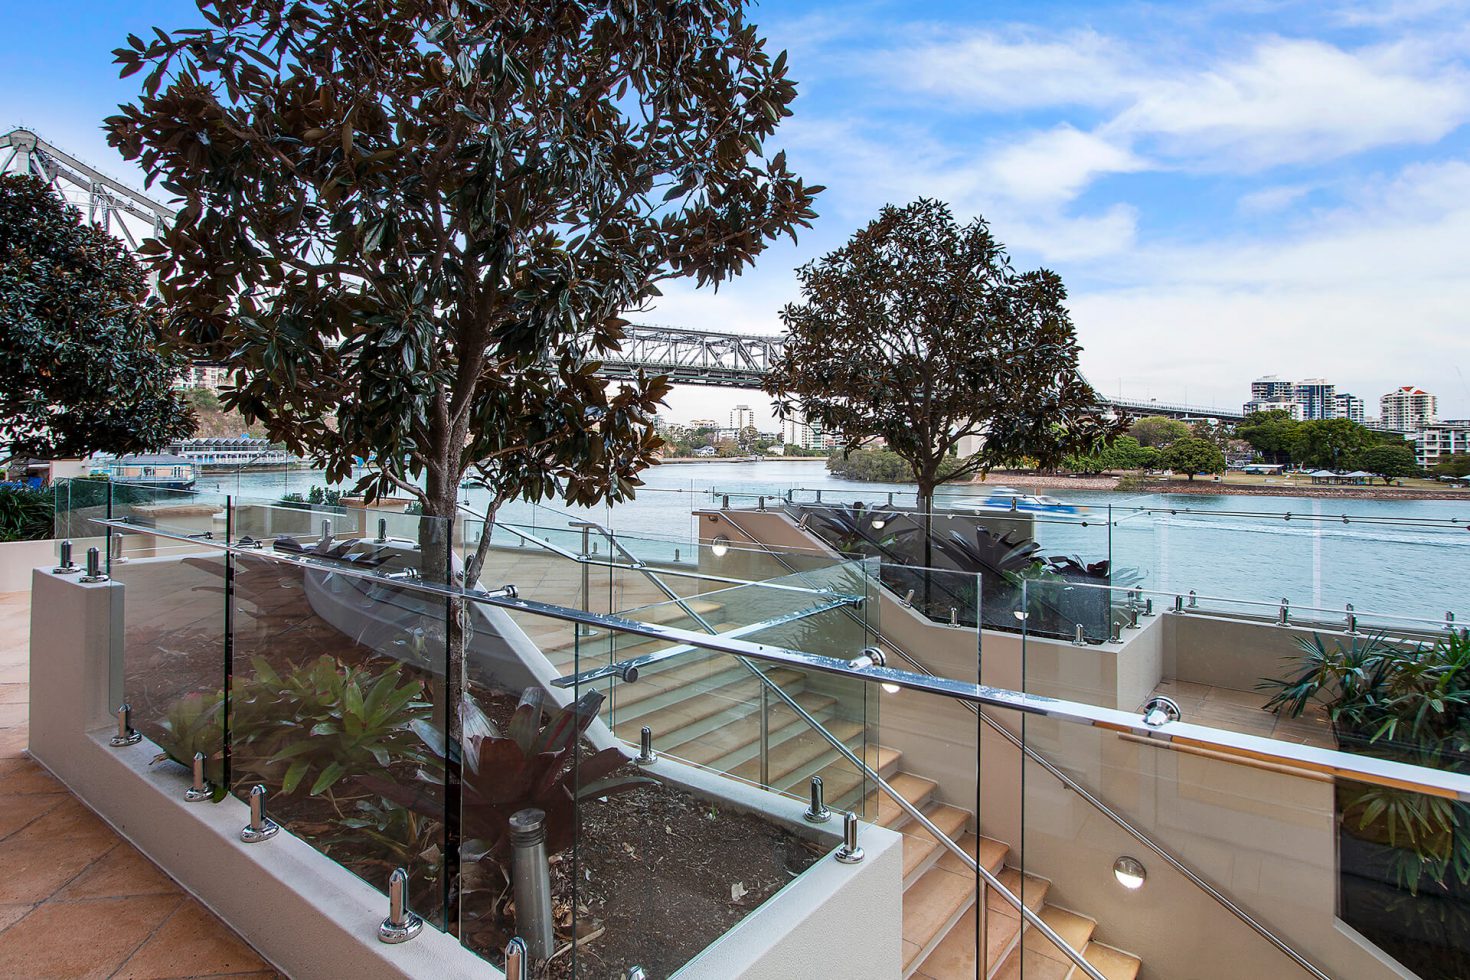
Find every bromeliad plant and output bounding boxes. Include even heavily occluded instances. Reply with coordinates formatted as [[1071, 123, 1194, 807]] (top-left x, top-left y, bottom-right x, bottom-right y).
[[234, 655, 435, 799], [370, 686, 652, 873], [149, 689, 227, 801], [1261, 631, 1470, 892]]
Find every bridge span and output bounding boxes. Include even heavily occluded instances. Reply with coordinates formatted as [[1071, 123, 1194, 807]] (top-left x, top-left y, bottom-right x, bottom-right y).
[[6, 128, 1240, 423]]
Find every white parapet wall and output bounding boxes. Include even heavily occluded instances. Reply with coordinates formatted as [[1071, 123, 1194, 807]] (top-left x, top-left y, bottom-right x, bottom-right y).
[[27, 566, 903, 980]]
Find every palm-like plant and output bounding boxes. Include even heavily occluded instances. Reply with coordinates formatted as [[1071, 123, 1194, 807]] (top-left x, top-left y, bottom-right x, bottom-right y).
[[1262, 631, 1470, 891]]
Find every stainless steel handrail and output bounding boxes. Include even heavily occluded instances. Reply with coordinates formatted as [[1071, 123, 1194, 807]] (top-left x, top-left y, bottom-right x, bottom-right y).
[[727, 649, 1107, 980], [706, 509, 1341, 979], [88, 517, 1470, 801], [461, 512, 858, 600], [550, 596, 861, 687], [548, 517, 1103, 977], [565, 519, 721, 634]]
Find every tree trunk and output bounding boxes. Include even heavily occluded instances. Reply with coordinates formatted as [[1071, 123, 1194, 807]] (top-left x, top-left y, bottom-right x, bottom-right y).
[[917, 477, 936, 615]]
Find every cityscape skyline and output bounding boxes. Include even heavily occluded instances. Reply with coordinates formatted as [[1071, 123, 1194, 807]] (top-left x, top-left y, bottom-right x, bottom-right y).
[[4, 2, 1469, 423]]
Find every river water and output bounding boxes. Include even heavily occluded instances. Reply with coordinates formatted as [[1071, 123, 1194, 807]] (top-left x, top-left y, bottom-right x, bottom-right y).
[[211, 459, 1470, 627]]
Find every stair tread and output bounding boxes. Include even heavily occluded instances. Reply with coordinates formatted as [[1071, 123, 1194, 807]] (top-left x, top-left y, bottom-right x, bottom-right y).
[[901, 866, 978, 971], [606, 651, 776, 712], [662, 691, 837, 766], [901, 808, 970, 879], [544, 619, 740, 665], [922, 830, 1006, 879], [1077, 942, 1141, 980], [1023, 906, 1096, 962], [915, 896, 1033, 980], [731, 719, 865, 784], [988, 868, 1049, 916], [867, 772, 939, 827], [993, 948, 1071, 980], [802, 745, 902, 803], [613, 667, 804, 735]]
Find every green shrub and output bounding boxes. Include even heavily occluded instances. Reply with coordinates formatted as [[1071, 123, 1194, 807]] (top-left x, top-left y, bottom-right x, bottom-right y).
[[0, 483, 54, 542]]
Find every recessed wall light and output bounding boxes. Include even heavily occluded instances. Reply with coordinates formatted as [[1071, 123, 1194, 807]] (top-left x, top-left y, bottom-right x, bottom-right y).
[[1113, 856, 1146, 890]]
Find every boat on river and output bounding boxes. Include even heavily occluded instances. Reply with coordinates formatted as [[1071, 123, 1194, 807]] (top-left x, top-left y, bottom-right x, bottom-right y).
[[108, 454, 198, 490], [951, 486, 1089, 516]]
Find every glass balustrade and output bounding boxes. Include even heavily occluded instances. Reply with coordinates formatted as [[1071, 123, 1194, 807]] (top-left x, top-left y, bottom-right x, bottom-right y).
[[48, 479, 1470, 979]]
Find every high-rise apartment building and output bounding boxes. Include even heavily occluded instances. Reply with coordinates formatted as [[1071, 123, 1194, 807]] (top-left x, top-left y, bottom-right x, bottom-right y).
[[1334, 392, 1365, 425], [1293, 379, 1336, 420], [1380, 386, 1437, 433], [730, 405, 755, 432], [1249, 375, 1295, 403]]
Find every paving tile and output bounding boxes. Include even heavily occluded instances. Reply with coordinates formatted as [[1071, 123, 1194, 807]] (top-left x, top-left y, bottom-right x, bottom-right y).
[[12, 794, 117, 847], [114, 898, 272, 979], [0, 833, 113, 904], [0, 702, 29, 729], [0, 759, 64, 796], [0, 789, 63, 840], [55, 844, 181, 902], [0, 726, 27, 757], [0, 903, 35, 933], [0, 893, 183, 980]]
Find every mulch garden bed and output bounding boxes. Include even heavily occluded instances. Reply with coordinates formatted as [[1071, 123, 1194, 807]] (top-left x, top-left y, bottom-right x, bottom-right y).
[[120, 550, 829, 978]]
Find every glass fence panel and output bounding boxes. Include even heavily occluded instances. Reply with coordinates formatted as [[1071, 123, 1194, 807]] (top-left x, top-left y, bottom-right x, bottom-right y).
[[1014, 572, 1470, 979], [227, 527, 452, 929], [565, 624, 874, 979], [105, 523, 228, 803], [1008, 702, 1470, 980]]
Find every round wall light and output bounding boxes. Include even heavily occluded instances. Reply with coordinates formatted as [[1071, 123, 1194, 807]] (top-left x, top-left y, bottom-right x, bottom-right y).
[[871, 515, 887, 530], [1113, 855, 1147, 890], [881, 681, 901, 695], [710, 535, 730, 558]]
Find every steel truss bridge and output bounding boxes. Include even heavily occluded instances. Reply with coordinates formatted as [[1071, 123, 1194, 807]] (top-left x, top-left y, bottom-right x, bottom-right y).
[[1, 129, 175, 249], [6, 128, 1240, 422], [603, 323, 1242, 421]]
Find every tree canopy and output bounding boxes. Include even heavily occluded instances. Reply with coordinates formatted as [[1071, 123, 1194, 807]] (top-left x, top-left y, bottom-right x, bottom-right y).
[[1128, 416, 1191, 449], [108, 0, 820, 584], [764, 199, 1120, 512], [1290, 418, 1377, 471], [1162, 437, 1226, 480], [1236, 410, 1301, 464], [0, 174, 192, 465], [1354, 444, 1419, 485], [1434, 454, 1470, 479], [1063, 435, 1160, 474]]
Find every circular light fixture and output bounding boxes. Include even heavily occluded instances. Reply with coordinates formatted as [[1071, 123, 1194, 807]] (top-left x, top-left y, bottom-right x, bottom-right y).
[[710, 535, 730, 557], [881, 682, 901, 695], [871, 516, 887, 530], [1113, 856, 1146, 890]]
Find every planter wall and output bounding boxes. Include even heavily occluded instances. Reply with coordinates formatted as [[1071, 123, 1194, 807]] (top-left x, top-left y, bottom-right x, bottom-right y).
[[27, 566, 903, 980]]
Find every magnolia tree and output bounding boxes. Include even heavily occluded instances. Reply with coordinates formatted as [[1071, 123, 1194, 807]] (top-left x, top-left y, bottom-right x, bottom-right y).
[[0, 174, 192, 470], [107, 0, 819, 591], [766, 199, 1121, 523]]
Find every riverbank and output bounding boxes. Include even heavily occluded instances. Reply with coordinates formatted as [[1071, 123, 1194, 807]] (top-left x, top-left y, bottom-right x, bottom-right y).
[[1132, 480, 1470, 502], [963, 471, 1470, 502]]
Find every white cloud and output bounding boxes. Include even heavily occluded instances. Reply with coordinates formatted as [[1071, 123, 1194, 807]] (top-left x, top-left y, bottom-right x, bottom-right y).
[[1107, 38, 1470, 168], [1072, 157, 1470, 411], [896, 29, 1142, 110], [980, 125, 1145, 205], [1236, 183, 1318, 214]]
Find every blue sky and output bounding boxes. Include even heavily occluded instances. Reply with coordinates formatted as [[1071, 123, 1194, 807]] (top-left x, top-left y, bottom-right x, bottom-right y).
[[5, 1, 1470, 425]]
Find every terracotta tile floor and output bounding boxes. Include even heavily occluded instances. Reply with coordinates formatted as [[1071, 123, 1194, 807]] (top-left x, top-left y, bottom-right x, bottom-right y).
[[1146, 677, 1336, 749], [0, 590, 282, 980]]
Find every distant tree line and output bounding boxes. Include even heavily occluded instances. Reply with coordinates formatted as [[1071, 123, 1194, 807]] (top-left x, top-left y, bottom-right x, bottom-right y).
[[827, 448, 965, 484]]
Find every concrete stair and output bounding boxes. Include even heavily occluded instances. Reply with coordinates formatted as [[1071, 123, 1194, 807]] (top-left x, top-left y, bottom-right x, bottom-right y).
[[861, 764, 1142, 980], [515, 579, 1140, 980]]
